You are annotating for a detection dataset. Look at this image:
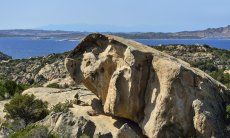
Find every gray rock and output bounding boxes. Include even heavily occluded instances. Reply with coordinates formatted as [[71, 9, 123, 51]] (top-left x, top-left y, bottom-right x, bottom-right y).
[[38, 112, 96, 137], [116, 123, 140, 138]]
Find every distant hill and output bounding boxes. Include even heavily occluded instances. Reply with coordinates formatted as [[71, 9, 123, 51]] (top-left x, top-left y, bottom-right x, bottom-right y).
[[0, 29, 89, 40], [113, 25, 230, 39], [174, 25, 230, 39], [0, 25, 230, 39], [0, 52, 11, 61]]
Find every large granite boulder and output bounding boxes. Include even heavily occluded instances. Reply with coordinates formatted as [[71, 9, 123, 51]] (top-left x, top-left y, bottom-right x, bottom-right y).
[[65, 33, 230, 137], [21, 86, 143, 137]]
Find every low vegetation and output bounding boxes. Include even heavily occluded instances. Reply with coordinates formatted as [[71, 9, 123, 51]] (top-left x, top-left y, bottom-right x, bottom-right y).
[[4, 94, 49, 125], [47, 83, 60, 88], [9, 125, 59, 138], [0, 80, 29, 100], [190, 62, 229, 88], [210, 69, 230, 88], [51, 100, 73, 113], [0, 52, 70, 86]]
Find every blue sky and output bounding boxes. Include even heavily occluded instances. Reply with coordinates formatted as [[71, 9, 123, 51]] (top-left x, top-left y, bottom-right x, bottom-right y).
[[0, 0, 229, 32]]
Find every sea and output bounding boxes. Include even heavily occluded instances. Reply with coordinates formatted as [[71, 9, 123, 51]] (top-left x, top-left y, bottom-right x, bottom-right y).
[[0, 37, 229, 59]]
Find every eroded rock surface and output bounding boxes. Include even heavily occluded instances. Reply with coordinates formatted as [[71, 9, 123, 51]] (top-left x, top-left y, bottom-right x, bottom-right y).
[[21, 86, 143, 137], [65, 33, 230, 137]]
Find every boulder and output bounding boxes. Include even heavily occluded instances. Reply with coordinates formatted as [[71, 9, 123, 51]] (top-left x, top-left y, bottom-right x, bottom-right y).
[[116, 123, 140, 138], [22, 87, 80, 108], [38, 112, 97, 138], [65, 33, 230, 137], [23, 86, 141, 137]]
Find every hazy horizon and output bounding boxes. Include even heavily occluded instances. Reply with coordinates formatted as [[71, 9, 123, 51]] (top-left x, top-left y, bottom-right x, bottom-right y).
[[0, 0, 230, 32]]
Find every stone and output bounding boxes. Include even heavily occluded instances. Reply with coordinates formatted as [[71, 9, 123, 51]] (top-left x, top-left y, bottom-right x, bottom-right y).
[[116, 123, 140, 138], [22, 86, 140, 137], [116, 124, 140, 138], [22, 87, 79, 108], [65, 33, 230, 137], [38, 112, 96, 137]]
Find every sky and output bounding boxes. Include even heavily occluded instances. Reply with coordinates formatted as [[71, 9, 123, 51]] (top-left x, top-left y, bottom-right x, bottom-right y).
[[0, 0, 229, 32]]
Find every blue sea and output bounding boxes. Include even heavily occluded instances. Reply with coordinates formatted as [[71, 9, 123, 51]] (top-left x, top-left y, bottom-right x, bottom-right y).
[[0, 37, 229, 59]]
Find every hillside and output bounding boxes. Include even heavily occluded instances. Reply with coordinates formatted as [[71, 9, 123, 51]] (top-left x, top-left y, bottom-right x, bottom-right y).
[[0, 52, 72, 87], [0, 25, 230, 39], [114, 25, 230, 39], [154, 44, 230, 87], [0, 29, 88, 40], [0, 52, 11, 61], [175, 25, 230, 39]]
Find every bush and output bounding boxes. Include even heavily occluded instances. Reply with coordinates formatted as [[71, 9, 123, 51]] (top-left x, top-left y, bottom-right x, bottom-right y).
[[191, 60, 218, 73], [9, 124, 59, 138], [0, 80, 29, 100], [47, 83, 60, 88], [210, 69, 230, 88], [4, 94, 49, 125], [51, 100, 73, 113]]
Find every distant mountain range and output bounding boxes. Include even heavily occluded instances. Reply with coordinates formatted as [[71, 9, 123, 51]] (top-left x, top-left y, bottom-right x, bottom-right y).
[[114, 25, 230, 39], [0, 25, 229, 39]]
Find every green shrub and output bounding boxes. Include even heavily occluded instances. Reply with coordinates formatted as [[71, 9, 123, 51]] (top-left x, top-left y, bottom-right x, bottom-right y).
[[191, 60, 218, 73], [4, 94, 49, 125], [47, 83, 60, 88], [9, 124, 59, 138], [210, 69, 230, 88], [0, 80, 30, 100], [51, 100, 73, 113]]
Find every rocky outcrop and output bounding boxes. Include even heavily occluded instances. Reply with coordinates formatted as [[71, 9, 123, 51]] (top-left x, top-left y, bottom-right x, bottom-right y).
[[22, 87, 83, 108], [21, 86, 144, 137], [0, 52, 74, 87], [65, 33, 230, 137], [38, 112, 98, 138], [116, 123, 139, 138]]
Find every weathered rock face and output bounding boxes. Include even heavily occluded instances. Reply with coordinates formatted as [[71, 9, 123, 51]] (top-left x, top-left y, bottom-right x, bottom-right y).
[[20, 86, 144, 137], [38, 112, 98, 138], [65, 33, 230, 137]]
